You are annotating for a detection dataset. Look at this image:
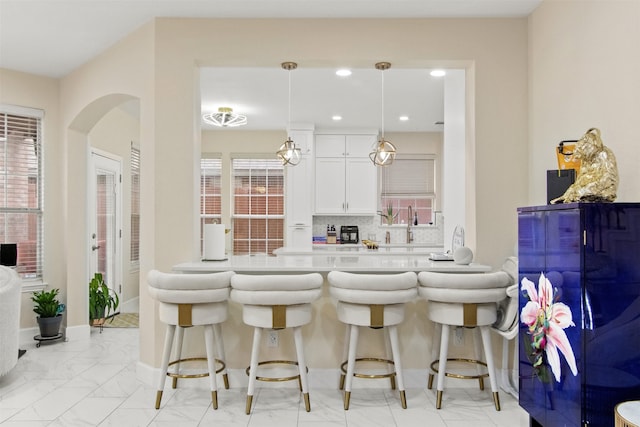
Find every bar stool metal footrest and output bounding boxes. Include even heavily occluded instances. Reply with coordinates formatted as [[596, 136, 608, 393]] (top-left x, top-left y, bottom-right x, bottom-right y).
[[245, 360, 308, 383], [428, 358, 488, 389], [339, 357, 397, 390], [168, 357, 229, 389]]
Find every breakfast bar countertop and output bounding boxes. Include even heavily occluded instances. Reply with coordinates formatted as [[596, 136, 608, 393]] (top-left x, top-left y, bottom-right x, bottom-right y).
[[173, 254, 491, 274], [273, 244, 445, 256]]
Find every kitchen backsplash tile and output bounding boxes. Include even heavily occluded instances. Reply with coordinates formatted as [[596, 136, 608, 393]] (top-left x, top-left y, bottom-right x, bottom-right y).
[[312, 212, 443, 246]]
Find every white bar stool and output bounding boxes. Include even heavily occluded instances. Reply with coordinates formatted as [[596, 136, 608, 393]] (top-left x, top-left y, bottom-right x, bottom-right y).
[[418, 270, 511, 411], [328, 271, 418, 410], [230, 273, 323, 414], [147, 270, 234, 410]]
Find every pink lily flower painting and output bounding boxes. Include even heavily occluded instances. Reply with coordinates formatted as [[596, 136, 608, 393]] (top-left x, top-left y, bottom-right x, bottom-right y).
[[521, 272, 578, 383]]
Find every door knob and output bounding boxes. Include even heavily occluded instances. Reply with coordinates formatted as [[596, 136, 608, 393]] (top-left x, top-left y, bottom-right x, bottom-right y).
[[92, 245, 101, 251]]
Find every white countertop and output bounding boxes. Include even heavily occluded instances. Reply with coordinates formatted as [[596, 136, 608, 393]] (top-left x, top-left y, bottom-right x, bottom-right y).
[[274, 244, 445, 256], [173, 254, 490, 274]]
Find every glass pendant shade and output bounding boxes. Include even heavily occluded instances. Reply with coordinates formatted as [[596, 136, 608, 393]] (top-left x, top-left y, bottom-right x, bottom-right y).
[[370, 138, 397, 166], [370, 61, 396, 166], [277, 137, 301, 166]]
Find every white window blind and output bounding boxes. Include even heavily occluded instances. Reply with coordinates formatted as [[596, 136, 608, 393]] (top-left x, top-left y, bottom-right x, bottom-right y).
[[379, 155, 436, 225], [380, 156, 435, 197], [231, 158, 283, 255], [0, 105, 44, 279], [130, 143, 140, 266], [200, 157, 222, 254]]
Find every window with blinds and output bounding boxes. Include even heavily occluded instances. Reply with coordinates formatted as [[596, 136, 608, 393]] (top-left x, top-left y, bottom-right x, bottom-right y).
[[380, 155, 436, 225], [231, 158, 283, 255], [130, 144, 140, 267], [0, 106, 44, 279], [200, 157, 222, 254]]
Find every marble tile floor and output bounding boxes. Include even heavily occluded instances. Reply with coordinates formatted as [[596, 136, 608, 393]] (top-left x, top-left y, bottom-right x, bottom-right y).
[[0, 328, 529, 426]]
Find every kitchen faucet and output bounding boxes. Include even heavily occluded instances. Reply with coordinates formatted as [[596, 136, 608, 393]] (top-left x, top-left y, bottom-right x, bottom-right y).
[[406, 206, 414, 244]]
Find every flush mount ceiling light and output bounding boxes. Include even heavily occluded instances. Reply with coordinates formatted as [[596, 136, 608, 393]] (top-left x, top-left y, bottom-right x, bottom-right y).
[[203, 107, 247, 127], [370, 61, 397, 166], [276, 61, 301, 166], [430, 69, 446, 77]]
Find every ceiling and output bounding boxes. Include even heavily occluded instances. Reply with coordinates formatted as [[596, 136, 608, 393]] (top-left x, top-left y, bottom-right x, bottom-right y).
[[0, 0, 541, 132]]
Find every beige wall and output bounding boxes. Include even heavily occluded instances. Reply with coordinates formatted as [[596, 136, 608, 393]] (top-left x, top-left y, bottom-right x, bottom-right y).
[[146, 17, 528, 367], [528, 0, 640, 204], [5, 16, 530, 370]]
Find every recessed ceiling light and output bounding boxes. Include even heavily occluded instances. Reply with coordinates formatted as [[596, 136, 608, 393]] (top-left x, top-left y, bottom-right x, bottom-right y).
[[332, 115, 342, 121], [336, 69, 352, 77], [399, 116, 409, 121], [430, 69, 446, 77]]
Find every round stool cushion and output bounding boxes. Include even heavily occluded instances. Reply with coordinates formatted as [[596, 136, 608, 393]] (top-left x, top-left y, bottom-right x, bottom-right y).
[[419, 286, 507, 304], [427, 300, 498, 326], [158, 300, 228, 326], [147, 270, 234, 304], [336, 301, 406, 327], [242, 303, 313, 328], [230, 273, 323, 306], [328, 271, 418, 305], [418, 271, 511, 291]]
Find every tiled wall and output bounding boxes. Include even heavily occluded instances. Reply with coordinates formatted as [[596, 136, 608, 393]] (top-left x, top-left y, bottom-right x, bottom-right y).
[[312, 212, 444, 246]]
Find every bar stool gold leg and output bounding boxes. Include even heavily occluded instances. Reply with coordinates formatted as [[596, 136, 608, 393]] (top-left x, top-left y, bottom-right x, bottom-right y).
[[246, 395, 253, 415], [390, 375, 396, 390], [493, 392, 501, 411], [428, 373, 434, 389], [339, 373, 345, 390], [212, 391, 218, 410], [344, 391, 351, 410], [303, 392, 311, 412], [155, 390, 163, 409], [479, 377, 485, 390], [436, 390, 443, 409], [223, 373, 229, 390], [400, 390, 407, 409], [172, 377, 178, 389]]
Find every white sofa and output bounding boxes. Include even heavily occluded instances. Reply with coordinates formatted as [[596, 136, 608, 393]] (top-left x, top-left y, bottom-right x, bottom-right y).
[[0, 266, 21, 376]]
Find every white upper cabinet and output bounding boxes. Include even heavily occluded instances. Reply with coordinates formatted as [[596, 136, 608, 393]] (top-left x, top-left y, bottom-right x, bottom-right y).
[[314, 133, 377, 215]]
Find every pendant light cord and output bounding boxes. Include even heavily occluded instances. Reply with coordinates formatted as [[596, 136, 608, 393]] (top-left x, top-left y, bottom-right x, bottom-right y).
[[288, 68, 292, 136], [380, 69, 385, 140]]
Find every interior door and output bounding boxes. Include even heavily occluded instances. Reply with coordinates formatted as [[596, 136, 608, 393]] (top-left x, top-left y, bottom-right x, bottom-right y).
[[89, 151, 122, 315]]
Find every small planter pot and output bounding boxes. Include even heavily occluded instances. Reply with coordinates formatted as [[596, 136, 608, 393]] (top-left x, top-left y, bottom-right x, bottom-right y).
[[37, 315, 63, 337]]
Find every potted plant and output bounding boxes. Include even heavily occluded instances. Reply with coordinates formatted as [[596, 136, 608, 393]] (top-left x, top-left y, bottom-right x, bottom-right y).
[[378, 203, 399, 225], [32, 288, 65, 337], [89, 273, 119, 325]]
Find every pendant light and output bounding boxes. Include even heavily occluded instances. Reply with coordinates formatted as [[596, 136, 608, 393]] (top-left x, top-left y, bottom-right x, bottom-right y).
[[370, 61, 397, 166], [276, 61, 301, 166]]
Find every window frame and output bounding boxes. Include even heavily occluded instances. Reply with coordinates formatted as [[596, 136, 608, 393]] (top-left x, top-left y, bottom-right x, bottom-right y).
[[231, 157, 284, 255], [129, 143, 140, 270], [0, 104, 44, 280], [378, 154, 437, 226], [200, 156, 222, 255]]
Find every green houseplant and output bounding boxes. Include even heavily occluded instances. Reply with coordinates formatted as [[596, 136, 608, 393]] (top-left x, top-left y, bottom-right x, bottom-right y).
[[378, 203, 399, 225], [32, 288, 65, 337], [89, 273, 119, 325]]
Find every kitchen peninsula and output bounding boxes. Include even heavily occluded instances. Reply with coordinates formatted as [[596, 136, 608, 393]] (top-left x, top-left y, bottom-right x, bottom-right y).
[[170, 251, 492, 386], [173, 251, 490, 274]]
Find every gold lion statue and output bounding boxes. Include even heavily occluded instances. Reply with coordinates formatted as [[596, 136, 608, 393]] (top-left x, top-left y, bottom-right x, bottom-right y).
[[551, 128, 618, 204]]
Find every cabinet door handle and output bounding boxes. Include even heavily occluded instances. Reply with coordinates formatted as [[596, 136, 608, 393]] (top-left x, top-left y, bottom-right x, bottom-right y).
[[346, 202, 349, 211]]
